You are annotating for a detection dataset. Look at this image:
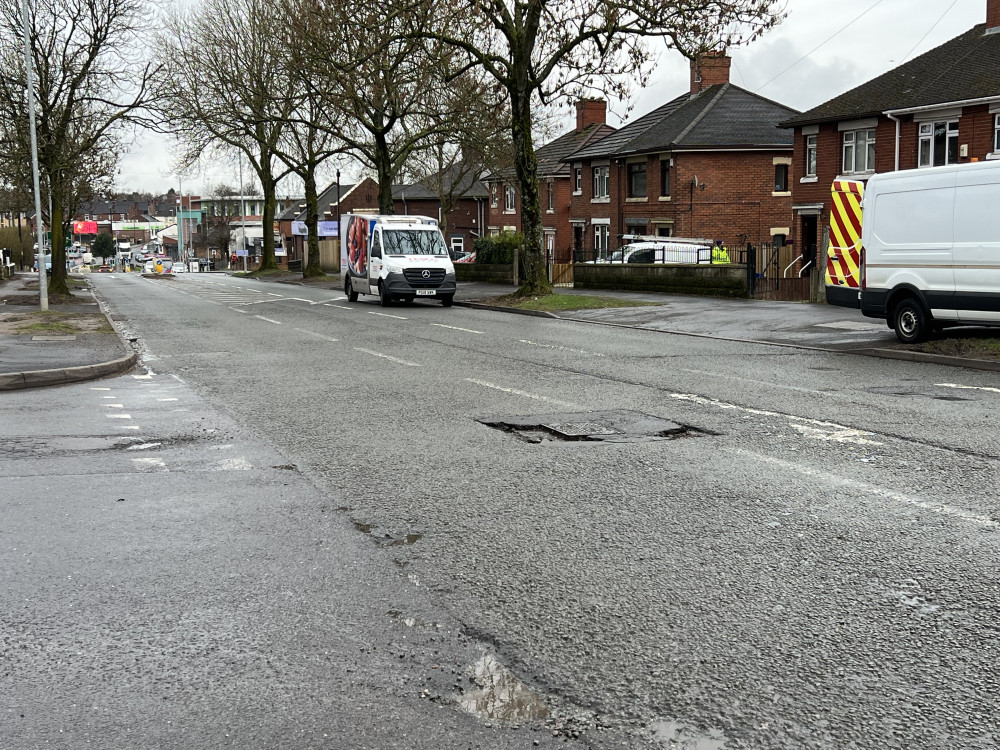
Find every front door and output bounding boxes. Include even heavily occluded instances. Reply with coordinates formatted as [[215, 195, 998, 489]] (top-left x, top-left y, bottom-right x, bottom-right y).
[[368, 229, 383, 294]]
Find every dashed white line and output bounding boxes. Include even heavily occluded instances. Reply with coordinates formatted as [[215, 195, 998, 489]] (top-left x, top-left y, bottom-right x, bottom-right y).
[[231, 308, 249, 314], [266, 292, 282, 297], [90, 387, 111, 391], [369, 312, 408, 320], [937, 383, 1000, 394], [352, 347, 420, 366], [520, 339, 604, 356], [294, 328, 339, 342], [313, 297, 346, 305], [127, 443, 161, 451], [157, 398, 179, 402], [434, 323, 483, 334], [106, 414, 132, 419], [254, 315, 282, 325], [669, 393, 881, 446], [739, 450, 996, 527], [325, 304, 353, 310], [465, 378, 578, 408]]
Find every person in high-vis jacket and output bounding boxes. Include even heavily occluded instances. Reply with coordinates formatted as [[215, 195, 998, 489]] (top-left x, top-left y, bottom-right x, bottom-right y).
[[711, 240, 730, 264]]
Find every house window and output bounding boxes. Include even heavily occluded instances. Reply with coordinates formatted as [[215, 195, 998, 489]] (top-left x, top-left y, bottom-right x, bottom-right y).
[[547, 182, 554, 211], [490, 184, 498, 208], [574, 167, 582, 193], [594, 225, 609, 255], [660, 161, 670, 197], [504, 185, 515, 212], [627, 162, 647, 198], [918, 121, 959, 167], [995, 114, 1000, 152], [656, 226, 673, 237], [84, 214, 90, 221], [592, 166, 609, 198], [774, 164, 789, 192], [450, 236, 464, 254], [805, 134, 817, 177], [842, 129, 875, 174]]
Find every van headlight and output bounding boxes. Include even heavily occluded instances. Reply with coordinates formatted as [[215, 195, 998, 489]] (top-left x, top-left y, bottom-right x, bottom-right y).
[[385, 263, 402, 274]]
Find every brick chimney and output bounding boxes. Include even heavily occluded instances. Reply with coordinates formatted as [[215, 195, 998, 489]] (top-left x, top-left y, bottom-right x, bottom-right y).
[[690, 50, 731, 94], [575, 99, 606, 131], [989, 0, 1000, 30]]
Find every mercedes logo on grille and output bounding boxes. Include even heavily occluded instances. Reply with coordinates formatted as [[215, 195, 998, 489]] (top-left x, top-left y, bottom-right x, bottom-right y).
[[421, 269, 431, 279]]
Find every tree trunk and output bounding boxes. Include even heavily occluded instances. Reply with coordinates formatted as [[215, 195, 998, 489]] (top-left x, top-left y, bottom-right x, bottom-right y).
[[258, 159, 279, 272], [374, 133, 394, 215], [48, 191, 69, 296], [303, 168, 323, 278], [510, 87, 549, 295]]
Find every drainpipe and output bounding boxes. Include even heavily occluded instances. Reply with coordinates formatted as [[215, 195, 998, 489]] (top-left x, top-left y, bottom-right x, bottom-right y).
[[886, 113, 901, 171]]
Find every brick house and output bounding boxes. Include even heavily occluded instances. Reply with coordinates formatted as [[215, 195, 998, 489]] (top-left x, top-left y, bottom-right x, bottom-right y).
[[564, 52, 798, 261], [780, 0, 1000, 305], [486, 100, 616, 263], [283, 178, 379, 266]]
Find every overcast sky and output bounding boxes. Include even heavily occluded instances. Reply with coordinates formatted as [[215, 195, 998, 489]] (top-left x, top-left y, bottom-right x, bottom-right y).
[[118, 0, 987, 195]]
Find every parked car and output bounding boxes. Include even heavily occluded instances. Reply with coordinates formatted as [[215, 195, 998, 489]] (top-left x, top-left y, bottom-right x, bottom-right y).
[[453, 252, 476, 263], [171, 262, 186, 273], [97, 265, 113, 273]]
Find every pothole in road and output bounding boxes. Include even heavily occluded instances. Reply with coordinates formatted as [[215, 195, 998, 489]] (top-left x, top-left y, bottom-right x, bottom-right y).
[[457, 652, 549, 724], [479, 409, 701, 444]]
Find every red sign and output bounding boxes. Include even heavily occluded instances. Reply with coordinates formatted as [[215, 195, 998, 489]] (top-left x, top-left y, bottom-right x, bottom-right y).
[[73, 221, 98, 235]]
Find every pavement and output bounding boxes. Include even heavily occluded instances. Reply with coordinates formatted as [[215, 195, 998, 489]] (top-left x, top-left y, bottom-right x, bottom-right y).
[[2, 270, 998, 391]]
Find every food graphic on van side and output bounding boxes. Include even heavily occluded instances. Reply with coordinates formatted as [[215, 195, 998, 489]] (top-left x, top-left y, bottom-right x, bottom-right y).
[[347, 215, 370, 275]]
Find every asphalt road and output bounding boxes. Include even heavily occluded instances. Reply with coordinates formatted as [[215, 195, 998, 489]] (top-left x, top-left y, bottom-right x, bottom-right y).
[[5, 272, 999, 749]]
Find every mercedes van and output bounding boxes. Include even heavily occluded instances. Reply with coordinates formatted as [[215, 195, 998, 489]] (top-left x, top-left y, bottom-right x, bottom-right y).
[[341, 214, 456, 306]]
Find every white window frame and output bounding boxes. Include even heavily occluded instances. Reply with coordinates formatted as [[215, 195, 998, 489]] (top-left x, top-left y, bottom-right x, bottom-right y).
[[449, 236, 464, 254], [805, 134, 817, 177], [919, 120, 959, 168], [995, 114, 1000, 152], [490, 184, 498, 208], [592, 166, 609, 199], [574, 167, 582, 194], [503, 185, 516, 212], [547, 181, 554, 212], [842, 129, 875, 174], [593, 224, 609, 255]]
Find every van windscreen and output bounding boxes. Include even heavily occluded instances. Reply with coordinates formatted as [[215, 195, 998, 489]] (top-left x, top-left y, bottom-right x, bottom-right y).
[[383, 229, 447, 256]]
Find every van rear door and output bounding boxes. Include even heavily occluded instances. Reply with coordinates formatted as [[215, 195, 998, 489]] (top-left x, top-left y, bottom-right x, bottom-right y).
[[826, 179, 864, 308], [953, 169, 1000, 323]]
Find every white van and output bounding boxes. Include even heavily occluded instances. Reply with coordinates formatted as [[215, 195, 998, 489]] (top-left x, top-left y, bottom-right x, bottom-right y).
[[857, 160, 1000, 342], [341, 214, 456, 306]]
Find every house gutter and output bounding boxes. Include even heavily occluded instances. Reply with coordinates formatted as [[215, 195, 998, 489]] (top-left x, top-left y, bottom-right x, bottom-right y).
[[886, 113, 901, 172]]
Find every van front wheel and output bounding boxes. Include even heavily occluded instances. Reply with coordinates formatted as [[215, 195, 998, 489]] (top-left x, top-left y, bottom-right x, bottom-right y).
[[378, 281, 392, 307], [893, 298, 928, 343]]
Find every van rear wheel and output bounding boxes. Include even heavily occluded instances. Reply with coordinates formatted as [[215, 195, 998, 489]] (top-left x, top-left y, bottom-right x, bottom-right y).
[[344, 275, 358, 302], [893, 298, 928, 343]]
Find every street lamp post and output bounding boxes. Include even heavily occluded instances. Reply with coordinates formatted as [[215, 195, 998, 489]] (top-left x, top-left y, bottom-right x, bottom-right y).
[[20, 0, 47, 310]]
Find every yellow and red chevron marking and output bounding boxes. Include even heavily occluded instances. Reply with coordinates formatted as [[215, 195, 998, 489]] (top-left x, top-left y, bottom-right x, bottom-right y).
[[828, 180, 864, 288]]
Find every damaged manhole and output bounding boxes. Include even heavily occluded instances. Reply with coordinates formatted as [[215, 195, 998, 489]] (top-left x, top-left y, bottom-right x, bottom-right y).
[[458, 653, 548, 723], [479, 410, 694, 444]]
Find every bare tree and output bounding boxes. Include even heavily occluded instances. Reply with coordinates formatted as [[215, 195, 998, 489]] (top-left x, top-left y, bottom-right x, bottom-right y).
[[203, 182, 241, 260], [0, 0, 158, 296], [158, 0, 296, 273], [291, 0, 471, 215], [420, 0, 785, 293]]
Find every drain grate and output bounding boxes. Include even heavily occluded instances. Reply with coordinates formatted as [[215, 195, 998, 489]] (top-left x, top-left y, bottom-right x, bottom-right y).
[[479, 409, 693, 444]]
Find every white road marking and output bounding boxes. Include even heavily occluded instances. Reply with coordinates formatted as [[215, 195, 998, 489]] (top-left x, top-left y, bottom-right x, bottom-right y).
[[520, 339, 603, 356], [157, 398, 178, 402], [294, 328, 339, 342], [369, 312, 408, 320], [325, 304, 353, 310], [679, 368, 823, 395], [670, 393, 881, 446], [465, 378, 578, 408], [434, 323, 483, 334], [254, 315, 282, 325], [231, 308, 249, 314], [266, 292, 282, 297], [937, 383, 1000, 395], [118, 425, 140, 430], [106, 414, 132, 419], [132, 374, 153, 380], [286, 297, 312, 303], [738, 449, 996, 527], [90, 387, 111, 391], [131, 457, 167, 471], [352, 347, 420, 366], [102, 396, 116, 399], [127, 443, 161, 451], [313, 297, 346, 305]]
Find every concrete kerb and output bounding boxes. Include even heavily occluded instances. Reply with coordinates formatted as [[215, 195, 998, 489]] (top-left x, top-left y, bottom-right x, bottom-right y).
[[458, 300, 1000, 372], [0, 352, 138, 391]]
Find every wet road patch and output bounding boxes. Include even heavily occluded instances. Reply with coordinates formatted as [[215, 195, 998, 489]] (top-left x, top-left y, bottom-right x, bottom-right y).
[[458, 652, 549, 724]]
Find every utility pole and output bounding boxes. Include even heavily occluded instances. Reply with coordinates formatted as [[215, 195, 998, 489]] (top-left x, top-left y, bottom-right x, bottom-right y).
[[20, 0, 47, 310]]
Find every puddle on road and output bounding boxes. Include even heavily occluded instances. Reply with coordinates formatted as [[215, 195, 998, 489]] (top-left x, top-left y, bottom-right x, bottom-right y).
[[651, 719, 730, 749], [457, 653, 549, 724], [379, 533, 422, 547]]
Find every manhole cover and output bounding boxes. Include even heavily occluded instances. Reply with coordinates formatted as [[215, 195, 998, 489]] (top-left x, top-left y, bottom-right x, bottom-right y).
[[479, 410, 692, 444]]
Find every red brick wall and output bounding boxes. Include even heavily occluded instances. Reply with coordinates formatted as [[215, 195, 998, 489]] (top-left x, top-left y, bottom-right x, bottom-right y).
[[568, 151, 793, 253]]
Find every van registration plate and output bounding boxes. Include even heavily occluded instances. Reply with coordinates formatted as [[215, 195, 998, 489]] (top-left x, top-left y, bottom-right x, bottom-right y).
[[416, 289, 436, 296]]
